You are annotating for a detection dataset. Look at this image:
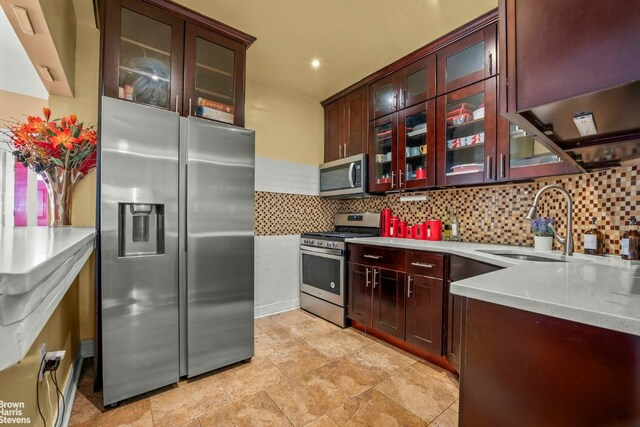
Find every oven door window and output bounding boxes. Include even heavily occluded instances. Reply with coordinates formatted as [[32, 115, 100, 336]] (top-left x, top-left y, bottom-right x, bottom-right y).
[[301, 252, 342, 296]]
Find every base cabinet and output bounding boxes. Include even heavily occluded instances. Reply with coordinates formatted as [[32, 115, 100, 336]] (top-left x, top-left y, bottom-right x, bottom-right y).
[[405, 274, 444, 354], [460, 299, 640, 427], [371, 268, 405, 339]]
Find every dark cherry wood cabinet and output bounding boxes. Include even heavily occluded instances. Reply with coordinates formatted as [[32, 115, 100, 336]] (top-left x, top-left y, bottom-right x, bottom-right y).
[[371, 268, 405, 339], [324, 86, 368, 162], [405, 251, 445, 354], [437, 78, 497, 186], [398, 101, 436, 189], [446, 255, 501, 371], [460, 299, 640, 427], [369, 113, 399, 193], [436, 25, 496, 95], [100, 0, 254, 126], [347, 262, 369, 324], [369, 55, 436, 121]]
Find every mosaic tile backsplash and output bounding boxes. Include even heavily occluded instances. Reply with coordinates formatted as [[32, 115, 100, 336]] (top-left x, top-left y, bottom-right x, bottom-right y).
[[255, 165, 639, 255]]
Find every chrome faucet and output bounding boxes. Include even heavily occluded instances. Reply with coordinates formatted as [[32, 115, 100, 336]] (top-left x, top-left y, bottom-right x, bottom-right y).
[[525, 184, 574, 256]]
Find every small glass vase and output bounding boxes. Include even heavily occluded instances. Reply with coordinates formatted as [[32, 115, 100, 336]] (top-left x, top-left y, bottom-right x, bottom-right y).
[[40, 166, 82, 226]]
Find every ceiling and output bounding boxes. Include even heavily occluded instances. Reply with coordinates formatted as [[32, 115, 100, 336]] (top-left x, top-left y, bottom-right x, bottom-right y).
[[0, 6, 47, 99], [176, 0, 498, 101]]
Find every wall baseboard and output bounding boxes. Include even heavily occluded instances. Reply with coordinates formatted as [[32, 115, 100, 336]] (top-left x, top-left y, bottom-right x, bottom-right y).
[[255, 298, 300, 318], [80, 339, 94, 358], [60, 345, 84, 427]]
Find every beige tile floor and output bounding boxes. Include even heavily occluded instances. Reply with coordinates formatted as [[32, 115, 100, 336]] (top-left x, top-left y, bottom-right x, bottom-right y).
[[70, 309, 459, 426]]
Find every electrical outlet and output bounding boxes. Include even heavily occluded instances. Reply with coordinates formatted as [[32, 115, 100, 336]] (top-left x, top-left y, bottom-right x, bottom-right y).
[[38, 343, 47, 382], [43, 350, 66, 374]]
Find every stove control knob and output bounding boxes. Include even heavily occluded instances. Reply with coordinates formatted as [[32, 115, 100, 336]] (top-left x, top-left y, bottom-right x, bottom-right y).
[[331, 242, 338, 248]]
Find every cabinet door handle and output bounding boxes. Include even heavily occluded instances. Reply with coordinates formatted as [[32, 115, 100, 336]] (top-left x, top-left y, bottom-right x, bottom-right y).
[[488, 52, 493, 75], [339, 144, 343, 158], [399, 89, 405, 108], [344, 143, 349, 157], [411, 262, 433, 268], [366, 267, 371, 288], [175, 95, 179, 113], [407, 275, 413, 298], [373, 268, 378, 289], [188, 98, 193, 117], [391, 170, 396, 189], [486, 156, 493, 180], [499, 153, 505, 178], [364, 254, 382, 260], [399, 170, 404, 188], [393, 93, 397, 109]]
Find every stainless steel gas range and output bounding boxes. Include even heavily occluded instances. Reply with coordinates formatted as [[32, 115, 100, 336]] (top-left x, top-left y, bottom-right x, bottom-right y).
[[300, 213, 380, 327]]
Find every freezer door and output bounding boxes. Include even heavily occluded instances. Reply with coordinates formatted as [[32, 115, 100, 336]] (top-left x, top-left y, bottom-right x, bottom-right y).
[[185, 117, 255, 377], [100, 97, 180, 405]]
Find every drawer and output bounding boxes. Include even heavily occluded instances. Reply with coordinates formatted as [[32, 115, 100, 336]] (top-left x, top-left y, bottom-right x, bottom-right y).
[[406, 251, 444, 279], [348, 244, 405, 271]]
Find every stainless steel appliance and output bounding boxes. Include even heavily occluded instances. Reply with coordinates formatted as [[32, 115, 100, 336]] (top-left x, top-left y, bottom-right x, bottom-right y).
[[99, 97, 254, 406], [319, 154, 368, 198], [300, 213, 379, 327]]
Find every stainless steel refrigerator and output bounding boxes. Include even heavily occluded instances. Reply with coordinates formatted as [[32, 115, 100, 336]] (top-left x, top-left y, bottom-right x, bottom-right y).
[[99, 97, 254, 406]]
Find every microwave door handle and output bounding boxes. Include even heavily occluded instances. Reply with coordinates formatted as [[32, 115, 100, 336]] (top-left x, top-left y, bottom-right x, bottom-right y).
[[348, 162, 356, 188]]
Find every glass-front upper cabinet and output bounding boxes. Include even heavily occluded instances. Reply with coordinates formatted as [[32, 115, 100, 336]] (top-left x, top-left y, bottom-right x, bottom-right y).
[[496, 120, 565, 181], [103, 0, 184, 111], [437, 78, 496, 186], [369, 114, 398, 193], [399, 101, 436, 189], [437, 25, 496, 94], [369, 55, 436, 120], [101, 0, 253, 126], [184, 23, 245, 125]]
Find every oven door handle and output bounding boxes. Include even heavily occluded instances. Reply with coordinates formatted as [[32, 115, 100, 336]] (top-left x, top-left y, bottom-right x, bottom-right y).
[[301, 247, 344, 258]]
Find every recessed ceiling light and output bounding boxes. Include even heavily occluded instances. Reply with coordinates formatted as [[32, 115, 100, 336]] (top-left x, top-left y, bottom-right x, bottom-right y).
[[311, 59, 320, 69], [13, 6, 35, 35]]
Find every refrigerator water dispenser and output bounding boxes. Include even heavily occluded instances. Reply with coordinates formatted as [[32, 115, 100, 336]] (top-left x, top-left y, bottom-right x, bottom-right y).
[[118, 203, 165, 256]]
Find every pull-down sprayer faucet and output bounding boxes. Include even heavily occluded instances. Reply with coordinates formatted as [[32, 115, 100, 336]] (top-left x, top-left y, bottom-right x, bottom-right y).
[[525, 184, 574, 256]]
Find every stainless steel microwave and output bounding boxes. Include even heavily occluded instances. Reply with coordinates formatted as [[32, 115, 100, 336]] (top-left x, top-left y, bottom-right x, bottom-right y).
[[319, 154, 367, 198]]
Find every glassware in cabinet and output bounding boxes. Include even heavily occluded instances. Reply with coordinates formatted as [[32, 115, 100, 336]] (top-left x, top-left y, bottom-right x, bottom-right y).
[[437, 78, 497, 186], [369, 114, 398, 192], [399, 100, 435, 189]]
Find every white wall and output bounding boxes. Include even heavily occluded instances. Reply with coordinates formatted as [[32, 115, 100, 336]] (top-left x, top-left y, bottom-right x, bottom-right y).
[[254, 156, 320, 317]]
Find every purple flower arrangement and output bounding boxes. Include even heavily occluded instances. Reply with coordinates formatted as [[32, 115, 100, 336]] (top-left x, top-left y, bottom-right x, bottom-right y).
[[530, 216, 555, 237]]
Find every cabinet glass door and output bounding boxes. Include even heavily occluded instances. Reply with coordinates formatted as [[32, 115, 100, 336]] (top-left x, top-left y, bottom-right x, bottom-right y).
[[400, 55, 435, 109], [438, 78, 496, 186], [191, 38, 236, 123], [499, 122, 564, 180], [437, 25, 496, 94], [117, 7, 175, 109], [399, 100, 435, 189], [369, 114, 397, 192], [369, 75, 397, 120], [184, 23, 245, 126]]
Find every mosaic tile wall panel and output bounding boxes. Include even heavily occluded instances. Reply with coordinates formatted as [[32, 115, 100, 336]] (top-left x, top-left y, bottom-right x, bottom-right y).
[[254, 191, 340, 236], [255, 165, 639, 255]]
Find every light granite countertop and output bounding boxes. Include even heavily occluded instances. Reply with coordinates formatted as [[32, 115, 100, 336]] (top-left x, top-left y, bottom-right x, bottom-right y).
[[0, 226, 95, 371], [345, 237, 640, 336]]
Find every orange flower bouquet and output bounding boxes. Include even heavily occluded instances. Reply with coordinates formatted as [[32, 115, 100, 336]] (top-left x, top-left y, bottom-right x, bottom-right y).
[[2, 107, 97, 225]]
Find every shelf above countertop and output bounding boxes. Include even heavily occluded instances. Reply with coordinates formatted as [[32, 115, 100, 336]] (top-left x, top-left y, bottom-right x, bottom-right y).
[[344, 237, 640, 337], [0, 227, 95, 371]]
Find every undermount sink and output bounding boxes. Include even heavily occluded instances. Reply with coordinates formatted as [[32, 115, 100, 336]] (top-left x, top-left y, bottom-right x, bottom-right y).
[[476, 250, 567, 263]]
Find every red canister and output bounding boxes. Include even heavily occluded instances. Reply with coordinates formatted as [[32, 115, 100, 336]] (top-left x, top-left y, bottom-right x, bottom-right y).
[[406, 226, 413, 239], [390, 216, 400, 237], [380, 208, 392, 237], [398, 221, 407, 238], [414, 222, 426, 240], [425, 220, 442, 241]]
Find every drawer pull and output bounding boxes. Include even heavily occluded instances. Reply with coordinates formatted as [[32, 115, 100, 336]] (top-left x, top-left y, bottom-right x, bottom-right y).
[[407, 275, 413, 298], [364, 254, 383, 260], [411, 262, 434, 268], [373, 268, 378, 289]]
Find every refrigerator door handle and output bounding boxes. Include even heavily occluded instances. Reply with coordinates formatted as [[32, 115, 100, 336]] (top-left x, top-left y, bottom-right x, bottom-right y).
[[184, 163, 188, 251]]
